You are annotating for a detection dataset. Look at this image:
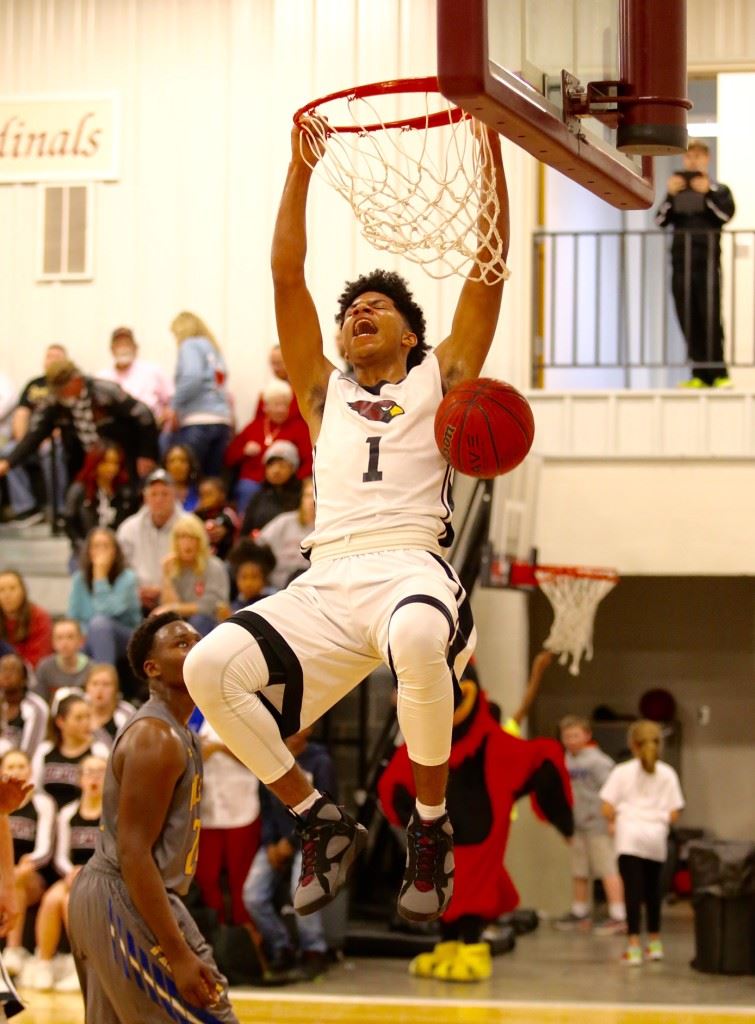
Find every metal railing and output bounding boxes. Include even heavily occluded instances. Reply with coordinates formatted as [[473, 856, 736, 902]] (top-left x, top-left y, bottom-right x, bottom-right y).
[[531, 228, 755, 387]]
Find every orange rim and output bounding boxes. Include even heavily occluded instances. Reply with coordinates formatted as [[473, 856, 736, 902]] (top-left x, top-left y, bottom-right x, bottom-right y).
[[293, 75, 467, 134]]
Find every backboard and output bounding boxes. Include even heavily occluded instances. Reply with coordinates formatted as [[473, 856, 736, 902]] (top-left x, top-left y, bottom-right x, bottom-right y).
[[437, 0, 689, 210]]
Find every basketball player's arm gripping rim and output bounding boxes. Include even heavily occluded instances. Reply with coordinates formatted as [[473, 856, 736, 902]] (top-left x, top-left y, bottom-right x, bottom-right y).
[[271, 121, 338, 445], [116, 721, 219, 1009], [435, 125, 509, 390]]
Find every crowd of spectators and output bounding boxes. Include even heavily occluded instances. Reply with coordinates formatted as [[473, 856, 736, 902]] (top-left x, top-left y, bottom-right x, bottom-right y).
[[0, 317, 327, 988]]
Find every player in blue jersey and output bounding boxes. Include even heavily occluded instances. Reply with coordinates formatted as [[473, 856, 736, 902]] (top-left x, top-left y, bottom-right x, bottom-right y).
[[185, 119, 509, 925]]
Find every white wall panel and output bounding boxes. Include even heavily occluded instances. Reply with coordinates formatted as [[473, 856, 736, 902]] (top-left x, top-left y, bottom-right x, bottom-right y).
[[688, 0, 755, 71], [0, 0, 534, 422]]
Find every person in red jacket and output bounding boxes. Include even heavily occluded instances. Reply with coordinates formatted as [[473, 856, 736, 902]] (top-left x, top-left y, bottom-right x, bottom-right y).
[[224, 380, 312, 514], [0, 570, 53, 668], [378, 663, 573, 982]]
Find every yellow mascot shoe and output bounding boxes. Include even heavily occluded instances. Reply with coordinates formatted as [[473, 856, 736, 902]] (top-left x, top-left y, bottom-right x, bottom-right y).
[[408, 940, 460, 978], [433, 942, 492, 982]]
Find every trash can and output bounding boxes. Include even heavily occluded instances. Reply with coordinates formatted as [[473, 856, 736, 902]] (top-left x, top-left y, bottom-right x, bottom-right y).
[[688, 840, 755, 975]]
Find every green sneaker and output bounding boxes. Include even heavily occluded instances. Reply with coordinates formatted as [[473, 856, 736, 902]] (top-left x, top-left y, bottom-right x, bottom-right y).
[[712, 376, 733, 389], [622, 945, 643, 967], [646, 938, 664, 961], [678, 378, 706, 389]]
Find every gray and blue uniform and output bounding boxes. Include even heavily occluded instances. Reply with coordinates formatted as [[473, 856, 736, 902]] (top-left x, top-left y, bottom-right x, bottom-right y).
[[68, 698, 238, 1024]]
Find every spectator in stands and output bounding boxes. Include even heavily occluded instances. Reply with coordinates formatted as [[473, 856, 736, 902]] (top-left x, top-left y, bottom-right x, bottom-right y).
[[195, 718, 261, 927], [225, 539, 276, 614], [162, 443, 201, 512], [25, 753, 106, 992], [116, 468, 183, 612], [258, 478, 315, 589], [193, 477, 239, 561], [0, 343, 68, 527], [31, 692, 109, 810], [63, 444, 139, 561], [0, 359, 159, 490], [156, 514, 230, 636], [0, 569, 53, 667], [1, 748, 56, 979], [33, 619, 92, 705], [225, 379, 312, 514], [0, 654, 49, 758], [240, 442, 303, 536], [251, 344, 304, 424], [98, 326, 173, 426], [0, 372, 17, 522], [68, 528, 141, 666], [242, 727, 334, 979], [656, 140, 736, 388], [165, 311, 233, 476], [83, 663, 134, 748]]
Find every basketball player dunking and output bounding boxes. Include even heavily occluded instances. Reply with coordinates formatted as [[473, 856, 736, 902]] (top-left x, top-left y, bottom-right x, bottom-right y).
[[185, 120, 509, 924], [68, 613, 238, 1024]]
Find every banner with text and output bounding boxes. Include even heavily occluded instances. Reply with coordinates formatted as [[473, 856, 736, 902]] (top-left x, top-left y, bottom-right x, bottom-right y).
[[0, 95, 119, 182]]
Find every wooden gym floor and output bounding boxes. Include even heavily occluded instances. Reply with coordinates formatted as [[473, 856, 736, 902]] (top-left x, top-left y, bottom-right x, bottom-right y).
[[12, 907, 755, 1024], [15, 991, 755, 1024]]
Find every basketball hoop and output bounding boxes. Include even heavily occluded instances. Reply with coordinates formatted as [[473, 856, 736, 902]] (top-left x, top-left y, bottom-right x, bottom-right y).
[[293, 76, 510, 284], [535, 565, 619, 676]]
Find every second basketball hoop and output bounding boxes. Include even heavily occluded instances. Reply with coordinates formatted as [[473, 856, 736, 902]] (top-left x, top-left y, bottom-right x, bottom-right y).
[[293, 76, 510, 283]]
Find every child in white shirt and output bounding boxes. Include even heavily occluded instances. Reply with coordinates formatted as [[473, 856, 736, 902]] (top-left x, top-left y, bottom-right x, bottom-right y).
[[600, 720, 684, 966]]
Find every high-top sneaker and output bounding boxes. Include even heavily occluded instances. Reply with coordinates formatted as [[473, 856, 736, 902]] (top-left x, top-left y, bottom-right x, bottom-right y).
[[397, 811, 454, 922], [291, 795, 367, 917]]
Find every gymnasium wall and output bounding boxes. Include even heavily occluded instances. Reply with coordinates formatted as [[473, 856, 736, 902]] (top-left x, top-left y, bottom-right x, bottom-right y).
[[0, 0, 536, 421]]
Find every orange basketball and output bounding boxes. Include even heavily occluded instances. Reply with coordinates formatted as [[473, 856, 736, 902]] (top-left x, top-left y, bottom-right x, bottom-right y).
[[434, 378, 535, 477]]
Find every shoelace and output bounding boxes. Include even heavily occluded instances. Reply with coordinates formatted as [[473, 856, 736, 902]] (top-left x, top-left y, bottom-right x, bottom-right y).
[[300, 837, 318, 885], [413, 830, 440, 892]]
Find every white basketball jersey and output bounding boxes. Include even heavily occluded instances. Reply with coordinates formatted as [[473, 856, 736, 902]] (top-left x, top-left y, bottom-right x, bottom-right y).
[[304, 353, 454, 551]]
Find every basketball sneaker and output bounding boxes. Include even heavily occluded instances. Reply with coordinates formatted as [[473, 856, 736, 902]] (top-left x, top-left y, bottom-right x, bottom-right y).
[[397, 811, 454, 922], [433, 941, 492, 982], [712, 376, 733, 389], [408, 940, 460, 978], [645, 938, 664, 961], [291, 794, 367, 917], [678, 378, 706, 389]]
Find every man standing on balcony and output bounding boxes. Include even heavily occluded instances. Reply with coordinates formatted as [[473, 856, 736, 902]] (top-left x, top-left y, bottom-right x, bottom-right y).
[[656, 139, 735, 388]]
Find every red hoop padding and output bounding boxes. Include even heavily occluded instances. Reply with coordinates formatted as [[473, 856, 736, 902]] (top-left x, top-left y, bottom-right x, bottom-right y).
[[293, 75, 467, 134], [507, 561, 619, 588], [536, 564, 620, 583]]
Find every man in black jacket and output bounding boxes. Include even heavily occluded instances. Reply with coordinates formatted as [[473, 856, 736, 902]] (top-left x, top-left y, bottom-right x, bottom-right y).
[[0, 360, 158, 488], [655, 140, 735, 387]]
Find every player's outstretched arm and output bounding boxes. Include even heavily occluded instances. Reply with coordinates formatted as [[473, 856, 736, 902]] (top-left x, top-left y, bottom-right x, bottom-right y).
[[271, 123, 336, 434], [436, 125, 510, 388], [116, 721, 219, 1010], [511, 649, 554, 726]]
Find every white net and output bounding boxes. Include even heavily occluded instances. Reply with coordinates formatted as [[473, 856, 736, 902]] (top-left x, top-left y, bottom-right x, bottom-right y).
[[296, 83, 510, 284], [536, 567, 619, 676]]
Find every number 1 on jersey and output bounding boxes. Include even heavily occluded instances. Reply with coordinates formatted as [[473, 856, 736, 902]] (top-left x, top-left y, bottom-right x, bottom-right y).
[[362, 436, 383, 482]]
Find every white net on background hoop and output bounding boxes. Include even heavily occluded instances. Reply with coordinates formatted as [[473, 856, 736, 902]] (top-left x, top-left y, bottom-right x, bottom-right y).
[[536, 565, 619, 676], [294, 78, 510, 284]]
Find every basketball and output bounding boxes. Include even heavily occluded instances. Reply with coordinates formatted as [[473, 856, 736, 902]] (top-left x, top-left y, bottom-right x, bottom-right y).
[[434, 378, 535, 477]]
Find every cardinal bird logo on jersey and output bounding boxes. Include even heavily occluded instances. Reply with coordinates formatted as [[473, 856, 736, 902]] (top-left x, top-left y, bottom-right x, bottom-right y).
[[348, 399, 405, 423]]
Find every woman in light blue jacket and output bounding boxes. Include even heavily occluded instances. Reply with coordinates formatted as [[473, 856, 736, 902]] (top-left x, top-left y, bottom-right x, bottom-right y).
[[68, 527, 141, 665], [167, 311, 233, 476]]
